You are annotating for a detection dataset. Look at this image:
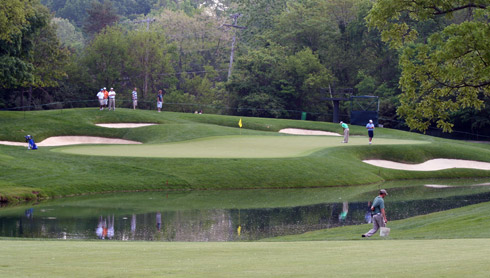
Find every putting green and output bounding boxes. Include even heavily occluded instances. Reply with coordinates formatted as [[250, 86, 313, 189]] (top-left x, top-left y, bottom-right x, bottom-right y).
[[54, 136, 426, 158]]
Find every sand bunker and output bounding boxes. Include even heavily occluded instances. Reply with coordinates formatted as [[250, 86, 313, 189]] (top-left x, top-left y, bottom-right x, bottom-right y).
[[38, 136, 141, 146], [279, 128, 341, 136], [424, 184, 452, 188], [363, 159, 490, 171], [0, 136, 141, 147], [96, 123, 157, 128], [0, 141, 26, 146]]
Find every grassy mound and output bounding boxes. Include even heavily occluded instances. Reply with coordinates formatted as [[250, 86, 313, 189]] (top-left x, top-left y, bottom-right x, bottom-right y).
[[1, 108, 490, 202]]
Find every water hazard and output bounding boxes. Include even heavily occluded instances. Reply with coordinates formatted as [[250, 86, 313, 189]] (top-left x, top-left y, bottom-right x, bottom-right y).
[[1, 179, 490, 241]]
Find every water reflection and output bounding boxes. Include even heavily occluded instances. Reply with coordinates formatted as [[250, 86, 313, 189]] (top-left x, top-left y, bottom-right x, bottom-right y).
[[96, 215, 115, 240], [1, 180, 490, 241]]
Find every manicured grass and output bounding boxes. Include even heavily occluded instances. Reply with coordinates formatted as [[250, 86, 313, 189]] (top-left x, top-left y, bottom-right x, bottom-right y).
[[1, 239, 489, 277], [54, 136, 425, 158], [1, 108, 490, 202]]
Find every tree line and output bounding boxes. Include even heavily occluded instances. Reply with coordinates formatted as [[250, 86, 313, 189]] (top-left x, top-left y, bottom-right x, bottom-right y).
[[1, 0, 488, 137]]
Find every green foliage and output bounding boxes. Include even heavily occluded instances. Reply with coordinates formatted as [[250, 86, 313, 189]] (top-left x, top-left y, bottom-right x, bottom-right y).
[[24, 15, 70, 89], [355, 70, 376, 95], [367, 0, 490, 133], [52, 17, 85, 51], [228, 44, 334, 118], [124, 27, 176, 99], [0, 0, 50, 89], [83, 0, 119, 36], [0, 0, 36, 42], [82, 25, 127, 88]]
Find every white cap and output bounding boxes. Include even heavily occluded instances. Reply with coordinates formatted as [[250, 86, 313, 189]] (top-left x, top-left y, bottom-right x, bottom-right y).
[[369, 120, 373, 123]]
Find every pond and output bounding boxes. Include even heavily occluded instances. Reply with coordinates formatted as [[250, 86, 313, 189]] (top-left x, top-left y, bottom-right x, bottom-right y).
[[1, 178, 490, 241]]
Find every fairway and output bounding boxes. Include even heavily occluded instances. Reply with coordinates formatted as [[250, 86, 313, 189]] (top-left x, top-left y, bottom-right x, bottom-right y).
[[1, 239, 489, 278], [53, 136, 425, 158]]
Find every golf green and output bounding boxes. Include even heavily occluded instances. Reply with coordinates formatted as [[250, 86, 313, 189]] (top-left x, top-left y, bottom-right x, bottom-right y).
[[53, 136, 426, 158]]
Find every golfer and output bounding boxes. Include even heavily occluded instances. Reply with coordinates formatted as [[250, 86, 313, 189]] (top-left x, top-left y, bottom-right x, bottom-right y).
[[362, 189, 388, 237], [366, 119, 375, 144], [340, 121, 349, 143]]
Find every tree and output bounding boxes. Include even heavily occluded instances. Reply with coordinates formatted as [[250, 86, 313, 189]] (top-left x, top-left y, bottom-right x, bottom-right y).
[[227, 43, 334, 118], [229, 0, 289, 44], [52, 17, 85, 51], [0, 0, 49, 89], [125, 27, 176, 99], [83, 0, 119, 36], [367, 0, 490, 132], [22, 13, 70, 106], [0, 0, 36, 41], [82, 25, 127, 89]]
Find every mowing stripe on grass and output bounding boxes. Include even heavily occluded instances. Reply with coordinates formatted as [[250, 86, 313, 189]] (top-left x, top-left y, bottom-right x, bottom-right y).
[[0, 239, 489, 277]]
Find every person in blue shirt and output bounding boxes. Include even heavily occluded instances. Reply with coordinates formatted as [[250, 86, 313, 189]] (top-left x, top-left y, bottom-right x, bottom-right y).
[[362, 189, 388, 237], [366, 119, 375, 144]]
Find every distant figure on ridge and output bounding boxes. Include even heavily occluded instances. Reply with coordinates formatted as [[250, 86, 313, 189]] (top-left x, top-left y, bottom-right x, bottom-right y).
[[97, 89, 105, 110], [103, 87, 109, 109], [157, 89, 164, 112], [132, 88, 138, 109], [108, 88, 116, 111]]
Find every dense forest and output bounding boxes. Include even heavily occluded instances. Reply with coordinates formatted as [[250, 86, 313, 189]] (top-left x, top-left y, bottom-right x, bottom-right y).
[[1, 0, 489, 139]]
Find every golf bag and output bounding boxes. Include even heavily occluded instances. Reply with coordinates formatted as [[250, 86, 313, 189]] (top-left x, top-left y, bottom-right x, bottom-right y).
[[25, 135, 38, 150]]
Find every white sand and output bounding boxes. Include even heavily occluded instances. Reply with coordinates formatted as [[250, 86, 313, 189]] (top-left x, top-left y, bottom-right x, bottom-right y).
[[363, 159, 490, 171], [424, 184, 452, 188], [0, 141, 26, 146], [424, 182, 490, 189], [279, 128, 341, 136], [0, 136, 141, 147], [38, 136, 141, 146], [95, 123, 157, 128]]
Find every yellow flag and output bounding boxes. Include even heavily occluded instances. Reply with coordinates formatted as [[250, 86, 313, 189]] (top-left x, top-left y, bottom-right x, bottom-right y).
[[238, 118, 242, 128], [237, 225, 241, 236]]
